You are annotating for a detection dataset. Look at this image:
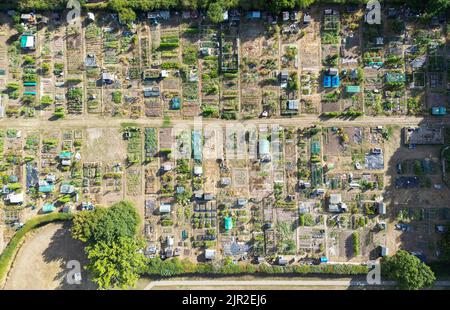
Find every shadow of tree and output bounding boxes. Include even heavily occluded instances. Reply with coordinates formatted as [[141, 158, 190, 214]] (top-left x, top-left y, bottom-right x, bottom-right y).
[[41, 222, 97, 290]]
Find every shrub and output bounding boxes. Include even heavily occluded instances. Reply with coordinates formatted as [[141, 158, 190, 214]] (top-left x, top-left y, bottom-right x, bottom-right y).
[[353, 231, 360, 256]]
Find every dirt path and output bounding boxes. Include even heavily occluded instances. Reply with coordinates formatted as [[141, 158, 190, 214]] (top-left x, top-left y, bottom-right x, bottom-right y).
[[4, 223, 95, 290]]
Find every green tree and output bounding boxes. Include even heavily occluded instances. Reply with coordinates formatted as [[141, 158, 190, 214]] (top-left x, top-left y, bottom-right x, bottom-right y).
[[268, 0, 295, 13], [118, 7, 137, 25], [382, 250, 436, 290], [72, 201, 139, 244], [297, 0, 316, 8], [85, 237, 147, 290], [92, 201, 140, 243], [207, 2, 224, 24], [71, 208, 107, 243]]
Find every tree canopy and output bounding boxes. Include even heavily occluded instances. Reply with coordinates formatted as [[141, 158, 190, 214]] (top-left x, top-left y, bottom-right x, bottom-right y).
[[381, 250, 436, 290], [71, 207, 107, 243], [207, 2, 224, 24], [72, 201, 140, 244], [85, 237, 147, 290], [10, 0, 449, 20], [72, 201, 143, 289]]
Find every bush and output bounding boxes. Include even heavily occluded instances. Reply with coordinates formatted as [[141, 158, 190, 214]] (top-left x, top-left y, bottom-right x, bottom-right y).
[[40, 95, 54, 107], [161, 62, 181, 69], [41, 62, 51, 75], [145, 257, 369, 277], [23, 55, 35, 65], [353, 231, 360, 256]]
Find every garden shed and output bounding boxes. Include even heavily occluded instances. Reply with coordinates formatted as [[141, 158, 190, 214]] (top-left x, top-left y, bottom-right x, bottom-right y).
[[20, 34, 35, 49], [42, 203, 56, 213], [225, 217, 233, 231], [346, 85, 361, 93]]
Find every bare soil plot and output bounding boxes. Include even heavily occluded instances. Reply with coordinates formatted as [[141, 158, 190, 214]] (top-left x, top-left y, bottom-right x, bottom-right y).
[[85, 128, 126, 163], [4, 223, 95, 290]]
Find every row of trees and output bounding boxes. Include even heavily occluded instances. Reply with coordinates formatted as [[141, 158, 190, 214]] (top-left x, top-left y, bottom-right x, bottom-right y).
[[11, 1, 450, 15], [146, 256, 370, 277], [71, 201, 146, 289], [4, 1, 447, 25]]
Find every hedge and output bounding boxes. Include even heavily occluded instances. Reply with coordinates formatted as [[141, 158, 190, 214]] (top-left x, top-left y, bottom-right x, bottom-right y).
[[0, 212, 73, 284], [353, 231, 360, 257], [146, 257, 369, 277]]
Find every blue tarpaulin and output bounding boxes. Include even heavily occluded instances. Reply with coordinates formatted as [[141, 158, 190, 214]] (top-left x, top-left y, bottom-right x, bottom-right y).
[[331, 75, 340, 87], [323, 75, 331, 88]]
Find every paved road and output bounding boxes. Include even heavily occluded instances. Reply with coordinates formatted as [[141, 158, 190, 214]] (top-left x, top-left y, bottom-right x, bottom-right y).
[[144, 279, 450, 290], [0, 115, 448, 129]]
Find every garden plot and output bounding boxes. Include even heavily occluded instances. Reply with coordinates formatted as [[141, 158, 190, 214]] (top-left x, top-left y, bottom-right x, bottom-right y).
[[103, 89, 124, 117], [181, 33, 200, 111], [363, 68, 383, 115], [261, 34, 279, 59], [86, 88, 102, 114], [274, 211, 298, 255], [123, 89, 142, 119], [231, 167, 250, 196], [0, 23, 10, 90], [240, 23, 263, 59], [145, 168, 158, 195], [342, 93, 364, 113], [240, 85, 261, 118], [341, 32, 361, 65], [301, 94, 321, 114], [198, 26, 220, 109], [322, 44, 339, 65], [203, 160, 218, 194], [284, 129, 297, 196], [281, 44, 298, 69], [103, 28, 120, 65], [162, 86, 182, 117], [298, 226, 326, 255], [261, 87, 279, 116], [122, 127, 142, 198], [66, 26, 84, 74], [249, 162, 274, 197], [160, 28, 180, 63], [323, 129, 351, 159], [40, 78, 54, 97], [300, 42, 321, 71], [83, 161, 103, 197], [100, 163, 123, 203], [140, 26, 152, 67], [321, 100, 340, 113], [85, 23, 103, 63], [52, 26, 65, 62], [144, 98, 162, 117]]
